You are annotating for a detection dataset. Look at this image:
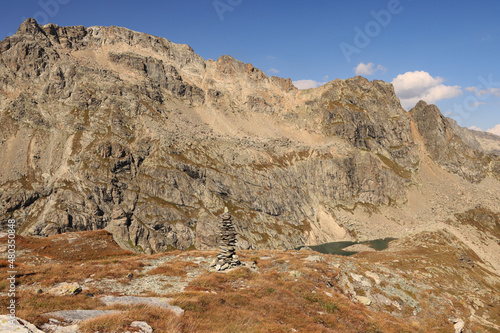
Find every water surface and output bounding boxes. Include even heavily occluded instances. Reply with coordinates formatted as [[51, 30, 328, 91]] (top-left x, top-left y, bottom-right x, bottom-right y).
[[300, 237, 396, 256]]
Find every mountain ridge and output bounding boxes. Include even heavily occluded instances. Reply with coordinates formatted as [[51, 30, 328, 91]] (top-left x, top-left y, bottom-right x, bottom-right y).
[[0, 18, 499, 260]]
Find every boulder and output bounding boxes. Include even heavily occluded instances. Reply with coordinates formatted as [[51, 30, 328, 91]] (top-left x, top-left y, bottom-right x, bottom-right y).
[[47, 282, 82, 296], [357, 296, 372, 306], [0, 315, 44, 332], [131, 321, 153, 333]]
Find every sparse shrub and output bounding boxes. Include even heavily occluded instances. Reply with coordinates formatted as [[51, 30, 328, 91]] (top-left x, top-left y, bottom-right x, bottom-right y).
[[226, 267, 252, 279], [189, 273, 229, 291], [320, 301, 338, 313], [147, 260, 197, 277]]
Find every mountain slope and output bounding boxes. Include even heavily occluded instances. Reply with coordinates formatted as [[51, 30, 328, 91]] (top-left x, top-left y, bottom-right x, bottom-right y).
[[0, 18, 499, 258], [1, 229, 499, 332]]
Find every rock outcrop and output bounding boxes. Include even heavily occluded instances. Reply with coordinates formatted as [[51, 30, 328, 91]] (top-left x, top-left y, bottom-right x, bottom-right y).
[[0, 315, 45, 332], [409, 101, 488, 182], [0, 19, 499, 252]]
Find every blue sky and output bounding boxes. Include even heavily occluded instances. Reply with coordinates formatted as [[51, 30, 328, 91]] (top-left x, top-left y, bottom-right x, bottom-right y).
[[1, 0, 499, 134]]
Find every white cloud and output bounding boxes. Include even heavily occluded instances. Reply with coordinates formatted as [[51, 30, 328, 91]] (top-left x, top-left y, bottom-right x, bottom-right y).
[[469, 101, 486, 108], [267, 68, 280, 74], [469, 125, 482, 131], [354, 62, 387, 76], [487, 124, 500, 136], [292, 79, 325, 90], [391, 71, 462, 110], [477, 88, 500, 97], [465, 86, 500, 97]]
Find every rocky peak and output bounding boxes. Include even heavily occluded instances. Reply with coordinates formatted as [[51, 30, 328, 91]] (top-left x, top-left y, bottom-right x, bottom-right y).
[[409, 100, 490, 183], [0, 20, 499, 256], [16, 17, 45, 35]]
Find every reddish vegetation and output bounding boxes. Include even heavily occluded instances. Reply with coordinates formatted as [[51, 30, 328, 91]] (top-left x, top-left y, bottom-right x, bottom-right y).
[[0, 230, 495, 332], [174, 267, 417, 333], [5, 230, 134, 262], [0, 292, 104, 326], [147, 261, 198, 277], [79, 305, 190, 333]]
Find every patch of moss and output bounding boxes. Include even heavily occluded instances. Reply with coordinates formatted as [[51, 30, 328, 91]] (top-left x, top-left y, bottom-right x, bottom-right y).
[[287, 218, 312, 233], [255, 231, 270, 244], [376, 153, 412, 179], [335, 202, 379, 216], [127, 239, 144, 253], [71, 130, 84, 155]]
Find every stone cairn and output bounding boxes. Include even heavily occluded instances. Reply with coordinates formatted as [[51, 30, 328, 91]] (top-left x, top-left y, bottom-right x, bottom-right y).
[[210, 207, 241, 271]]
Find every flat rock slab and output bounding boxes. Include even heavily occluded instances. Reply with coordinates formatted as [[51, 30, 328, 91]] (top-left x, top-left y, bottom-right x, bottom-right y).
[[100, 296, 184, 315], [43, 310, 121, 323], [41, 322, 80, 333], [304, 255, 323, 262], [357, 296, 372, 306], [0, 315, 45, 332]]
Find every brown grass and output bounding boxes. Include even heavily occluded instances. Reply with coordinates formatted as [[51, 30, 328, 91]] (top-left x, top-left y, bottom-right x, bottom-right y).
[[172, 265, 417, 333], [0, 232, 481, 332], [0, 230, 146, 291], [0, 291, 104, 326], [79, 305, 187, 333], [6, 230, 134, 262], [0, 257, 145, 289], [0, 259, 9, 268], [147, 260, 198, 277], [455, 206, 500, 238]]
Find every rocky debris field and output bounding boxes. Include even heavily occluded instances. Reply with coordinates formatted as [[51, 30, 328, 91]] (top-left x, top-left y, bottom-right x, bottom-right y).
[[0, 229, 498, 332]]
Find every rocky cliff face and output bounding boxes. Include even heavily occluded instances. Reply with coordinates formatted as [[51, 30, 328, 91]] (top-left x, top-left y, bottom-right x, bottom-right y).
[[409, 101, 492, 183], [1, 19, 499, 254]]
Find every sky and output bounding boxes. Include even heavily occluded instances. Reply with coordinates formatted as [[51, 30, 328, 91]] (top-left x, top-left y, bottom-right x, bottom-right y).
[[1, 0, 499, 135]]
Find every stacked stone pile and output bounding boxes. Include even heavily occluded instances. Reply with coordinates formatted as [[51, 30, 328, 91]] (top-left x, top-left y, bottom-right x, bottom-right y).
[[211, 208, 241, 271]]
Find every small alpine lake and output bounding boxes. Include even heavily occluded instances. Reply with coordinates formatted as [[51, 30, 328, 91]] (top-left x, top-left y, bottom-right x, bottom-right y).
[[299, 237, 397, 256]]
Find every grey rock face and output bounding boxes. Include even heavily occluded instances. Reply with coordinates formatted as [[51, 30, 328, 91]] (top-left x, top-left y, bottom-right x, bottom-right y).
[[409, 101, 490, 183], [0, 19, 498, 252]]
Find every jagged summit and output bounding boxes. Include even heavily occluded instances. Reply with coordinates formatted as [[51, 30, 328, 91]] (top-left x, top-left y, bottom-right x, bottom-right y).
[[16, 17, 42, 34], [0, 19, 499, 259], [1, 19, 499, 332]]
